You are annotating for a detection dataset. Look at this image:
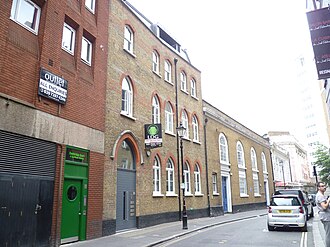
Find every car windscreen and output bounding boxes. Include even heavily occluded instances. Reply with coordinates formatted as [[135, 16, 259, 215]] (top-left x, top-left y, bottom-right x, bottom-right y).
[[271, 197, 301, 206]]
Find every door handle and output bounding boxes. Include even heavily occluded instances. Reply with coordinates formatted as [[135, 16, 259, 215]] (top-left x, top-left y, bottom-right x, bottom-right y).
[[35, 204, 42, 214]]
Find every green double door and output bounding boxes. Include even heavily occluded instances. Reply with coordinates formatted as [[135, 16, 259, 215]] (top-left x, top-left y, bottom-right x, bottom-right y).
[[61, 179, 85, 244]]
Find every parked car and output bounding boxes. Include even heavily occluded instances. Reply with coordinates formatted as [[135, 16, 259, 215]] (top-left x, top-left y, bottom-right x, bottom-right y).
[[274, 189, 314, 219], [267, 194, 307, 232], [308, 193, 316, 206]]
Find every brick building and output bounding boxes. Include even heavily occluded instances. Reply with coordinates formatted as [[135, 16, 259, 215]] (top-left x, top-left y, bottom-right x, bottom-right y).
[[0, 0, 108, 245], [102, 0, 207, 235], [0, 0, 275, 246], [203, 101, 274, 212]]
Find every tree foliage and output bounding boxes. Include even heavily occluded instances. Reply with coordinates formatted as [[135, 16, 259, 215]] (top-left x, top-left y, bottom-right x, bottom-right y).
[[314, 144, 330, 185]]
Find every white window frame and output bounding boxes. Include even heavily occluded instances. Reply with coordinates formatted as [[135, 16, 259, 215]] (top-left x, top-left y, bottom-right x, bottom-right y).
[[152, 51, 159, 74], [236, 141, 245, 168], [153, 156, 161, 195], [165, 102, 174, 133], [253, 172, 260, 196], [10, 0, 41, 34], [183, 162, 191, 194], [81, 36, 92, 66], [124, 25, 134, 53], [192, 115, 199, 142], [251, 148, 258, 171], [62, 23, 76, 54], [191, 78, 196, 97], [180, 71, 187, 92], [85, 0, 95, 13], [212, 173, 218, 194], [219, 133, 229, 164], [152, 96, 160, 124], [261, 152, 267, 173], [166, 158, 175, 194], [181, 110, 189, 139], [239, 170, 248, 196], [194, 164, 201, 194], [121, 77, 133, 116], [164, 60, 172, 83]]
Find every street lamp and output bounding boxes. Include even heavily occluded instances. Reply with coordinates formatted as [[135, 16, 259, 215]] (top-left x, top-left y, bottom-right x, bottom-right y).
[[176, 122, 188, 230], [279, 160, 285, 189]]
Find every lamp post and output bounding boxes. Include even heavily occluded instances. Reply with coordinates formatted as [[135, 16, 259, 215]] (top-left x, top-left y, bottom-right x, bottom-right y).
[[280, 160, 285, 189], [176, 122, 188, 230]]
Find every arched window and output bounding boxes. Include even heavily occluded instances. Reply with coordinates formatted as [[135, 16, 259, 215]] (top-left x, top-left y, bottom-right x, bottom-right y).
[[190, 78, 196, 97], [237, 141, 247, 196], [152, 51, 159, 74], [164, 60, 172, 83], [192, 115, 199, 142], [236, 141, 245, 168], [194, 164, 201, 194], [153, 155, 161, 195], [121, 77, 133, 116], [251, 148, 259, 196], [152, 95, 160, 124], [180, 71, 187, 92], [261, 152, 267, 173], [165, 102, 174, 133], [166, 158, 175, 194], [181, 110, 189, 139], [117, 139, 135, 170], [219, 133, 229, 164], [124, 25, 134, 53], [251, 148, 257, 170], [183, 161, 191, 194]]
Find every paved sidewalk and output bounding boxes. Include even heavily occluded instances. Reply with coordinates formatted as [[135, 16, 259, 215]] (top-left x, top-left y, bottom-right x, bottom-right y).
[[65, 209, 268, 247], [64, 208, 326, 247], [313, 211, 326, 247]]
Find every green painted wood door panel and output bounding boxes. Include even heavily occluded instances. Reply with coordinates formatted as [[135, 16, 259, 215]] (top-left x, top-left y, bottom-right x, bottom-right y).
[[61, 179, 81, 243]]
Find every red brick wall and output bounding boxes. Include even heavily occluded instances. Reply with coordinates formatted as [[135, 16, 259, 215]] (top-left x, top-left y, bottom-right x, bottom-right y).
[[0, 0, 109, 131]]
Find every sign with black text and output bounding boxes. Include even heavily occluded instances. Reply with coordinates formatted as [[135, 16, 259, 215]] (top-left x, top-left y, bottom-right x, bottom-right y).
[[307, 8, 330, 79], [38, 68, 68, 104], [144, 124, 162, 149]]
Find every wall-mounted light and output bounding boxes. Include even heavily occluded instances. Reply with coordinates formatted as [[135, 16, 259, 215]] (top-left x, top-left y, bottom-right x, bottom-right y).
[[146, 150, 151, 157]]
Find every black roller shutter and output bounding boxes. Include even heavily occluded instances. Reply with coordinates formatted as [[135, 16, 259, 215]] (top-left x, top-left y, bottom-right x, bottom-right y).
[[0, 130, 56, 178]]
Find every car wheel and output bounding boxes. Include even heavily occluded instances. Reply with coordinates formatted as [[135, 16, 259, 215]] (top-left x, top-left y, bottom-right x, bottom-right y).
[[268, 224, 275, 231], [302, 222, 307, 232]]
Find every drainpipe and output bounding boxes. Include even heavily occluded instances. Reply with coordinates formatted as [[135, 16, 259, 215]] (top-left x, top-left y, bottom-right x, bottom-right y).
[[203, 115, 211, 217], [55, 144, 64, 246], [174, 58, 181, 220]]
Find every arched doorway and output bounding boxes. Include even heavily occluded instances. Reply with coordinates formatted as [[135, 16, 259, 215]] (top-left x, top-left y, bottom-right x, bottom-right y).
[[116, 139, 136, 231]]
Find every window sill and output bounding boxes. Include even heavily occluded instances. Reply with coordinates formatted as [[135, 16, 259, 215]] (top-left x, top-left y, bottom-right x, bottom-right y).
[[191, 95, 199, 101], [166, 193, 178, 197], [240, 194, 249, 198], [85, 6, 95, 14], [153, 193, 164, 197], [165, 131, 176, 137], [254, 194, 261, 197], [213, 192, 219, 196], [123, 48, 136, 58], [165, 79, 173, 85], [185, 193, 193, 197], [10, 18, 38, 35], [153, 71, 162, 78], [81, 59, 91, 67], [182, 137, 191, 142], [252, 169, 259, 173], [120, 112, 136, 121], [193, 140, 201, 145], [194, 193, 203, 197], [181, 89, 189, 95], [62, 47, 74, 56]]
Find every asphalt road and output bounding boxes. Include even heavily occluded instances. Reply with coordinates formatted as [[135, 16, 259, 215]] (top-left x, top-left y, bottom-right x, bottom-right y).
[[158, 215, 314, 247]]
